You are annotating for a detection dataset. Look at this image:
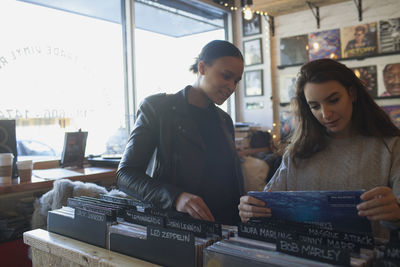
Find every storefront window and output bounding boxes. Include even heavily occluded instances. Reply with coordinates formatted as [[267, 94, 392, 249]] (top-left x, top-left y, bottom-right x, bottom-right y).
[[0, 0, 230, 161], [134, 0, 228, 112], [0, 0, 125, 160]]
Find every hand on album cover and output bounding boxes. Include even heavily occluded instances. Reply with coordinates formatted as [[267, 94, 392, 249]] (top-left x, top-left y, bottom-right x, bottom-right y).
[[238, 195, 272, 223], [357, 186, 400, 221], [175, 192, 215, 222]]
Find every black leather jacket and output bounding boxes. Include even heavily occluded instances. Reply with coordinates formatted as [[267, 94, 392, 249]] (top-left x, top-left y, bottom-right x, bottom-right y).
[[117, 86, 244, 209]]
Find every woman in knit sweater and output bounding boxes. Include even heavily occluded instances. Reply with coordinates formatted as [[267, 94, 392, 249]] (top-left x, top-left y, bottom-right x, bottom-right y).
[[238, 59, 400, 234]]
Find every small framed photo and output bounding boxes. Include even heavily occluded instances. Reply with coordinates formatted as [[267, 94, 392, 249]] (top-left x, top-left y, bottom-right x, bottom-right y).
[[243, 13, 261, 36], [244, 38, 263, 66], [61, 130, 88, 168], [279, 74, 297, 104], [244, 70, 263, 97]]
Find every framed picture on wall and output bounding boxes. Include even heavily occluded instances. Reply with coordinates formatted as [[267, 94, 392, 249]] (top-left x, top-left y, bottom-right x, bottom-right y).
[[243, 13, 261, 36], [244, 69, 263, 97], [379, 63, 400, 98], [279, 74, 297, 104], [280, 110, 296, 142], [244, 38, 263, 66]]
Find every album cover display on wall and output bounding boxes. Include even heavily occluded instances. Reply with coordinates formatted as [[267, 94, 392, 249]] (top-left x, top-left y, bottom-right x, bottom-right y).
[[279, 74, 297, 104], [379, 17, 400, 53], [351, 65, 377, 98], [242, 13, 261, 37], [380, 63, 400, 97], [381, 105, 400, 128], [280, 34, 309, 65], [341, 22, 378, 58], [308, 29, 341, 61], [280, 110, 296, 141]]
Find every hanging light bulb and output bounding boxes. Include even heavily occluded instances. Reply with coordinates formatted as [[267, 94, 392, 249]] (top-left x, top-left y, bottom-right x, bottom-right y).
[[243, 5, 253, 20], [241, 0, 254, 20]]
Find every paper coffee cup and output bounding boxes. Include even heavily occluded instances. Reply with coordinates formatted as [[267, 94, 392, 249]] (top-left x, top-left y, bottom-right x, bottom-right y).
[[17, 160, 33, 182], [0, 153, 14, 183]]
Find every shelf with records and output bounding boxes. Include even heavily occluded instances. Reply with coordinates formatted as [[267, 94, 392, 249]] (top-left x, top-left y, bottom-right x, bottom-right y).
[[277, 50, 400, 69], [276, 18, 400, 101], [278, 18, 400, 69]]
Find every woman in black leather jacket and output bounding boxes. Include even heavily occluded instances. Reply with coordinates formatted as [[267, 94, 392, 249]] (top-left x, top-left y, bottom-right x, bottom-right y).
[[117, 40, 245, 225]]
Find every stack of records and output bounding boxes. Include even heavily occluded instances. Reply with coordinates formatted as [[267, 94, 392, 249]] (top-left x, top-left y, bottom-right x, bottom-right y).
[[375, 229, 400, 266], [204, 235, 372, 267]]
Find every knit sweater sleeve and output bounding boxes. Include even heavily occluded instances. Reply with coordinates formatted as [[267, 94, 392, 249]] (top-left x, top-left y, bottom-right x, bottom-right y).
[[389, 137, 400, 197], [264, 151, 289, 191]]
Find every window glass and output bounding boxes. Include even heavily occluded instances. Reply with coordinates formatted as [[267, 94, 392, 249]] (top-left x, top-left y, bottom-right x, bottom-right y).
[[0, 0, 125, 160], [134, 0, 228, 112]]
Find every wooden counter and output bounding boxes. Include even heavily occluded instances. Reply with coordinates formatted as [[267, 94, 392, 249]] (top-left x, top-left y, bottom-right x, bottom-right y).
[[24, 229, 159, 267], [0, 166, 116, 195]]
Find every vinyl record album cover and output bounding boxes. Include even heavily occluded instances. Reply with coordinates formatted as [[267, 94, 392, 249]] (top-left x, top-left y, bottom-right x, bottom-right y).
[[308, 29, 341, 60], [380, 63, 400, 97], [279, 110, 296, 141], [379, 17, 400, 53], [279, 74, 297, 104], [280, 35, 309, 65], [351, 65, 377, 98], [248, 190, 371, 234], [341, 23, 378, 58], [381, 105, 400, 128]]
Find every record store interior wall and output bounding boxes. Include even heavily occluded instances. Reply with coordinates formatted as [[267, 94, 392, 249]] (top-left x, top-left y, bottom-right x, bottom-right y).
[[257, 0, 400, 139]]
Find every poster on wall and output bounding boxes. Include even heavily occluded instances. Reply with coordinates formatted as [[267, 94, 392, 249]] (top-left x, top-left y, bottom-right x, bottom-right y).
[[244, 38, 263, 66], [308, 29, 341, 61], [381, 105, 400, 128], [279, 74, 297, 104], [351, 65, 377, 98], [280, 34, 309, 65], [379, 17, 400, 53], [243, 13, 261, 36], [244, 70, 264, 97], [341, 22, 378, 58], [280, 110, 296, 141], [380, 63, 400, 97]]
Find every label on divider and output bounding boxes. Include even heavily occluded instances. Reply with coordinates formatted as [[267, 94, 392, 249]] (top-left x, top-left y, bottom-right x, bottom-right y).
[[276, 239, 350, 266]]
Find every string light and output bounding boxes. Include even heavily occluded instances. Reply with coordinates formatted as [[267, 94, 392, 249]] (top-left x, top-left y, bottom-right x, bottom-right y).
[[212, 1, 268, 18]]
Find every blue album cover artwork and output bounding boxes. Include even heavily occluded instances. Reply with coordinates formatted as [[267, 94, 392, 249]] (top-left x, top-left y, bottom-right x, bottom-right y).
[[248, 190, 371, 234]]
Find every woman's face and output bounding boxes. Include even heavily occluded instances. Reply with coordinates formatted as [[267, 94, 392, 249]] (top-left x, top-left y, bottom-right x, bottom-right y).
[[304, 80, 355, 138], [198, 56, 244, 105]]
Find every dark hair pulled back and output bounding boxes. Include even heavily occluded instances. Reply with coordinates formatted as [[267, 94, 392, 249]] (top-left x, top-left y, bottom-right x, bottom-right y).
[[189, 40, 243, 73]]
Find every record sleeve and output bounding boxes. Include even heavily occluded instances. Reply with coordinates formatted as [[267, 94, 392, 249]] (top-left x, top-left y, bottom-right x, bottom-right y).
[[341, 23, 378, 58], [379, 17, 400, 53], [351, 65, 377, 98], [280, 35, 309, 65], [308, 29, 341, 60], [381, 105, 400, 128], [248, 190, 371, 234]]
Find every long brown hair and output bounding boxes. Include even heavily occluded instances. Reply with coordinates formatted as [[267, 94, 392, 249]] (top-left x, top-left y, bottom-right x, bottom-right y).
[[288, 59, 400, 161]]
